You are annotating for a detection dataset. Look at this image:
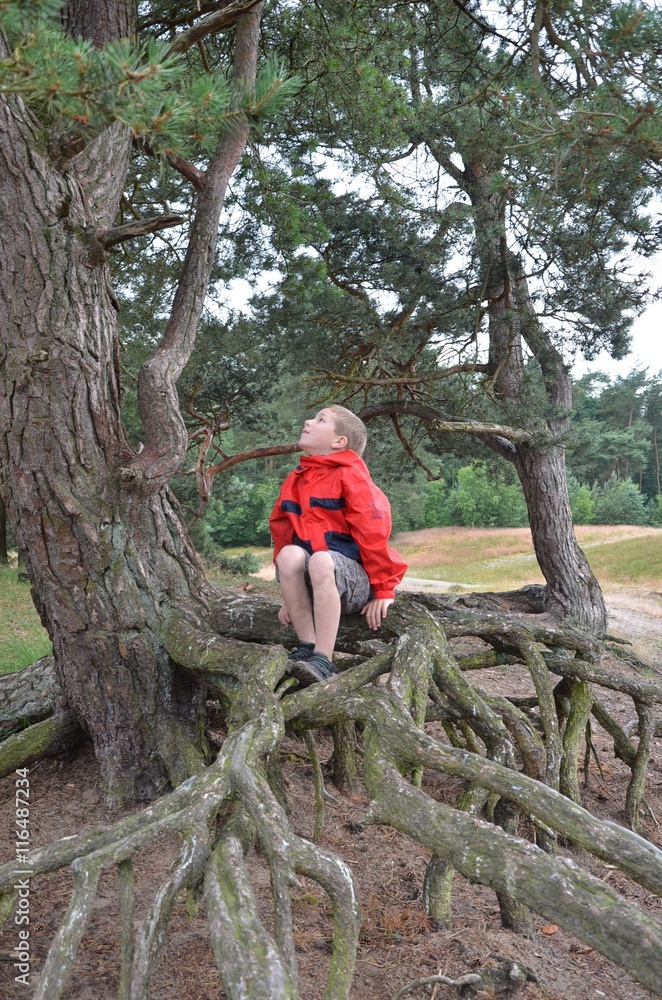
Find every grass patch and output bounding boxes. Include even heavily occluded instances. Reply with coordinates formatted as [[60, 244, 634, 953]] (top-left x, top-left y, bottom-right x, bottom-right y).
[[394, 526, 662, 590], [1, 637, 53, 675], [0, 565, 52, 675], [220, 546, 272, 564], [578, 533, 662, 587]]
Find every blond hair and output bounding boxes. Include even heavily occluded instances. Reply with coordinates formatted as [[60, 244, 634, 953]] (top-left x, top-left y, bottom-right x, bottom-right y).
[[328, 405, 367, 457]]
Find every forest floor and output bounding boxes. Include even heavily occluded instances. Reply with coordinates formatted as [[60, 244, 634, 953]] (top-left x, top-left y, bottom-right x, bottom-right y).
[[0, 581, 661, 997]]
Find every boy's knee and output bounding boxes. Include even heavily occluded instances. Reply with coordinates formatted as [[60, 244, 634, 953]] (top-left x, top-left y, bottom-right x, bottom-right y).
[[276, 545, 307, 576], [308, 550, 336, 586]]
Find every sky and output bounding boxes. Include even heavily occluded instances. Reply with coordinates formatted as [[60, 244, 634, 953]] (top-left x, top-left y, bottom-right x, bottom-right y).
[[572, 251, 662, 380]]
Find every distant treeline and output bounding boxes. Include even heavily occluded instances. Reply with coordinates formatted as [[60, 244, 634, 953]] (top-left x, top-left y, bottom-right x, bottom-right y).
[[184, 370, 662, 558]]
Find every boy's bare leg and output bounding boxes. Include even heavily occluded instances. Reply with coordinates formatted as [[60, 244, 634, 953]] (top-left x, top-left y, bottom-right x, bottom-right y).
[[308, 551, 341, 660], [276, 546, 316, 644]]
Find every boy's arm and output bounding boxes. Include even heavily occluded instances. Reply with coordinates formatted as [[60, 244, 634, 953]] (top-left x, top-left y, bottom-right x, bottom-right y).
[[268, 490, 294, 563], [361, 597, 393, 629], [342, 468, 408, 601]]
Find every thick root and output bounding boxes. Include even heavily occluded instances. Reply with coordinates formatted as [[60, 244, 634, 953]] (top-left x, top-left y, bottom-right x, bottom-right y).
[[0, 592, 660, 997]]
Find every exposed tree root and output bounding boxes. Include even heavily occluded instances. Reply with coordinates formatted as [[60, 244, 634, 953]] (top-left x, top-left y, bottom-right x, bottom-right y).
[[0, 710, 83, 779], [0, 590, 661, 997], [0, 655, 60, 737]]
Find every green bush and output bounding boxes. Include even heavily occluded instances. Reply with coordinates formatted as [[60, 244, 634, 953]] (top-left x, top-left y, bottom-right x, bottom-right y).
[[214, 551, 262, 576], [441, 464, 529, 528], [592, 475, 649, 525], [423, 480, 450, 527], [386, 477, 428, 532], [198, 476, 281, 548], [567, 478, 595, 524]]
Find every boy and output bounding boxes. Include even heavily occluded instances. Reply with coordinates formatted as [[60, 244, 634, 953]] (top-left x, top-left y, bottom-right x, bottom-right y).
[[269, 405, 407, 686]]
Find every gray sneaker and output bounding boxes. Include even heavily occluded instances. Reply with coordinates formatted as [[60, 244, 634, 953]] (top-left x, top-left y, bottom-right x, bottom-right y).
[[287, 653, 336, 687], [288, 642, 315, 662]]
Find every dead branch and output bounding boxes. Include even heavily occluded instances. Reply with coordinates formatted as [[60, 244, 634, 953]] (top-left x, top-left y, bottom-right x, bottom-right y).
[[98, 212, 186, 247]]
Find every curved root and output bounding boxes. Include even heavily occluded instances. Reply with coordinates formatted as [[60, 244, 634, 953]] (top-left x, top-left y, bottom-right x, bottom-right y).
[[0, 592, 660, 997]]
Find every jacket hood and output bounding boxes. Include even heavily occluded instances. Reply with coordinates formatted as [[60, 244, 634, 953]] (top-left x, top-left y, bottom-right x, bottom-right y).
[[295, 450, 365, 473]]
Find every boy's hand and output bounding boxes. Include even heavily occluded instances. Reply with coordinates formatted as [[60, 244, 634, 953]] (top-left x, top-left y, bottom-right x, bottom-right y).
[[361, 598, 394, 630], [278, 604, 292, 626]]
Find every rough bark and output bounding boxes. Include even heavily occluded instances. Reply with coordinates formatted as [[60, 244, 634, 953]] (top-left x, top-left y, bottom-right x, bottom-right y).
[[0, 0, 264, 802], [514, 444, 607, 629]]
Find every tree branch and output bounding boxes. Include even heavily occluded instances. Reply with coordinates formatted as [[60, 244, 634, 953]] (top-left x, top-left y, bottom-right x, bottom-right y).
[[135, 138, 207, 190], [390, 414, 440, 480], [121, 3, 265, 486], [317, 361, 488, 389], [358, 399, 531, 443], [98, 212, 186, 247], [187, 441, 300, 510], [167, 0, 267, 56]]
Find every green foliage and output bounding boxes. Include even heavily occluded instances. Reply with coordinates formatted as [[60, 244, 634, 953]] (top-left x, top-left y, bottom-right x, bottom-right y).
[[592, 474, 650, 526], [423, 480, 449, 528], [384, 477, 428, 533], [568, 370, 661, 498], [568, 480, 596, 526], [0, 1, 300, 155], [192, 476, 281, 550], [650, 496, 662, 528], [379, 462, 531, 532], [443, 465, 529, 529]]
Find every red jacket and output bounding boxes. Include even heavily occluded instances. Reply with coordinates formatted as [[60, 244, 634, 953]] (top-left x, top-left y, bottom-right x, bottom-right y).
[[269, 450, 407, 599]]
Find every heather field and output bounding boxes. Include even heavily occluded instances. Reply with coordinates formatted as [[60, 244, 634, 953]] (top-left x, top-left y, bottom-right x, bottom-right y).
[[393, 524, 662, 591]]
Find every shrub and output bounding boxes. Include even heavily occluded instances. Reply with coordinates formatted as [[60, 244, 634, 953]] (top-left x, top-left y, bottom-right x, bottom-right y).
[[592, 475, 649, 525], [567, 478, 595, 525], [443, 463, 528, 528], [200, 476, 281, 548], [387, 478, 429, 532], [214, 551, 262, 576], [423, 480, 450, 527]]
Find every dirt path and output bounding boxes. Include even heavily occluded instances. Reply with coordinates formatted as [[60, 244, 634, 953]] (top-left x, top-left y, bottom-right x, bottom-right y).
[[602, 586, 662, 668]]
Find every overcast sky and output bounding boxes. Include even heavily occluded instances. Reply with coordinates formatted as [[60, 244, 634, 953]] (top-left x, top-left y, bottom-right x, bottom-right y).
[[571, 249, 662, 380]]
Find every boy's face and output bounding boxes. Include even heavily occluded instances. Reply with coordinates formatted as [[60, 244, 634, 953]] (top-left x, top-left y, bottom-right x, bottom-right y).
[[298, 408, 348, 456]]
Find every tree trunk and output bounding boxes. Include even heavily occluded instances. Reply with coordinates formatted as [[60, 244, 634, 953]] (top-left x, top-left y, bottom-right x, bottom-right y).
[[514, 444, 606, 630], [0, 495, 7, 564], [0, 96, 211, 799], [463, 165, 607, 631], [0, 1, 264, 801]]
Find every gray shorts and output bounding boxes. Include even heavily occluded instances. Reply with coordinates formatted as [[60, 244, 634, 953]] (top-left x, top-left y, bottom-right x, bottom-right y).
[[277, 550, 372, 615]]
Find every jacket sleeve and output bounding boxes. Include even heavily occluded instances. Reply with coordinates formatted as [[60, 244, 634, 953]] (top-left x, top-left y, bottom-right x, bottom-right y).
[[269, 483, 294, 563], [342, 466, 408, 599]]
